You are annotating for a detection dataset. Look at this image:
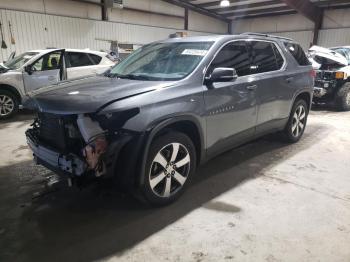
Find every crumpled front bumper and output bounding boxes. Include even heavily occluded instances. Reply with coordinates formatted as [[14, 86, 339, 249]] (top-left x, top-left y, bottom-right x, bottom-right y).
[[26, 129, 134, 178], [26, 130, 86, 176]]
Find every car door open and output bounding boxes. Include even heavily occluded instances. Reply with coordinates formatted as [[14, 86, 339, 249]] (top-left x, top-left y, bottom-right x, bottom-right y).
[[23, 49, 65, 92]]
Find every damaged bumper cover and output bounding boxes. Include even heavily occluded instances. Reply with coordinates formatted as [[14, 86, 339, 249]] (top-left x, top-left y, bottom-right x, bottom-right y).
[[26, 129, 133, 178], [26, 130, 86, 176]]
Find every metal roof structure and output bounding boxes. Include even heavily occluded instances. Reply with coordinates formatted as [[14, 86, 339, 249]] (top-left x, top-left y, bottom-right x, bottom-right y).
[[163, 0, 350, 21]]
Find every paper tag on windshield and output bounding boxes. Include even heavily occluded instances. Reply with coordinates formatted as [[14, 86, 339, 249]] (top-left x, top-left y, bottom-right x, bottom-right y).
[[181, 49, 207, 56]]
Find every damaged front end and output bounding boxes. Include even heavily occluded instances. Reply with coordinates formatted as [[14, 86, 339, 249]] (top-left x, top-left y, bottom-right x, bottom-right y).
[[308, 45, 349, 100], [25, 111, 137, 185]]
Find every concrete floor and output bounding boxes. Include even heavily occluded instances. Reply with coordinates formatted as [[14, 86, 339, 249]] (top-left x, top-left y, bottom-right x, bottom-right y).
[[0, 108, 350, 262]]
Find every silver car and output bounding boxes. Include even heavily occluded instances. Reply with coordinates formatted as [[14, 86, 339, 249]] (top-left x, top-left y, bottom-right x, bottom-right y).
[[0, 48, 115, 119]]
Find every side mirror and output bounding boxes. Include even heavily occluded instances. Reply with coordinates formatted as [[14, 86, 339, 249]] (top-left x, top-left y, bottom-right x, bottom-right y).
[[24, 65, 33, 75], [206, 67, 238, 84]]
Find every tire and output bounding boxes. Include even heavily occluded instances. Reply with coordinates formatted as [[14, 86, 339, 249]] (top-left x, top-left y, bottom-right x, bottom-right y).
[[334, 82, 350, 111], [0, 90, 19, 119], [283, 99, 308, 143], [139, 131, 196, 206]]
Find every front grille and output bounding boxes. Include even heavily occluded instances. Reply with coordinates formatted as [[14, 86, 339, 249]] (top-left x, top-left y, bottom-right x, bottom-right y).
[[315, 70, 335, 81], [38, 113, 67, 152]]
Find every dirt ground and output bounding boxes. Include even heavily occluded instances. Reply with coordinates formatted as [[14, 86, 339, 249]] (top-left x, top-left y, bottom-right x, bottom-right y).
[[0, 108, 350, 262]]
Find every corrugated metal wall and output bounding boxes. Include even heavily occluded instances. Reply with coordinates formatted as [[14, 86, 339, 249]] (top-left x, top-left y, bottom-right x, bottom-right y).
[[318, 28, 350, 47], [0, 9, 213, 62]]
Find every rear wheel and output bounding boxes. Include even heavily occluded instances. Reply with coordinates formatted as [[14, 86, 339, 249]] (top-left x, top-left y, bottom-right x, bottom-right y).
[[334, 82, 350, 111], [0, 90, 19, 119], [283, 99, 308, 143], [140, 131, 196, 206]]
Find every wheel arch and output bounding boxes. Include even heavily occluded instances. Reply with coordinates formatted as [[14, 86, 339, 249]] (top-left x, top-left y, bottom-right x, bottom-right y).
[[0, 84, 22, 104], [292, 90, 312, 112], [137, 115, 205, 187]]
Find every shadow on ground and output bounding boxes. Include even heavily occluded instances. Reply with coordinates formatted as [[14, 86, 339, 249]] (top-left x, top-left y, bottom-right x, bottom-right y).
[[0, 123, 330, 262]]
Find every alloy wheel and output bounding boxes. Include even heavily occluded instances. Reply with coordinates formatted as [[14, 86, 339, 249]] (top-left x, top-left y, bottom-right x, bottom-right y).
[[0, 95, 15, 117], [149, 142, 191, 198], [291, 105, 306, 137]]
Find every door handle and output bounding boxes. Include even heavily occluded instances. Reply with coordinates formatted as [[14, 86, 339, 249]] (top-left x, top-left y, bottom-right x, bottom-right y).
[[286, 77, 294, 83], [246, 85, 257, 91], [48, 76, 55, 81]]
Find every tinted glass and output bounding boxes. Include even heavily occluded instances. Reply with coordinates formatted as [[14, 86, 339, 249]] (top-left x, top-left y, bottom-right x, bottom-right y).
[[209, 41, 250, 77], [249, 41, 278, 73], [284, 42, 310, 66], [88, 54, 102, 64], [272, 44, 284, 69], [67, 52, 93, 67]]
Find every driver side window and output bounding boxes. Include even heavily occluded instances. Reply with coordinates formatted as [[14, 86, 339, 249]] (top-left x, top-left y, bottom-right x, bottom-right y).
[[32, 52, 61, 71], [208, 41, 251, 77]]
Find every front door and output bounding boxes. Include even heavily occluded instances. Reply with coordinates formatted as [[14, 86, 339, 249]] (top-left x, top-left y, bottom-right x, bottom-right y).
[[23, 49, 65, 92], [204, 41, 257, 157]]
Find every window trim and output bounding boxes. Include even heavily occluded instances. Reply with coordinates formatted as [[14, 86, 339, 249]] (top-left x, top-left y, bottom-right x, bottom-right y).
[[203, 39, 287, 85], [283, 41, 310, 67]]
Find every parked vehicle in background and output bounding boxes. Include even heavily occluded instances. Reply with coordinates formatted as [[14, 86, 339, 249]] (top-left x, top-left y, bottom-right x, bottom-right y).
[[308, 45, 350, 111], [0, 48, 115, 119], [25, 34, 314, 206]]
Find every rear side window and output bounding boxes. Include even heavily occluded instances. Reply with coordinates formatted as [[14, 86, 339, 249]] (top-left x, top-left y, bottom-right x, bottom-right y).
[[249, 41, 281, 73], [209, 41, 250, 77], [66, 52, 94, 67], [88, 54, 102, 64], [284, 42, 310, 66], [272, 44, 284, 69]]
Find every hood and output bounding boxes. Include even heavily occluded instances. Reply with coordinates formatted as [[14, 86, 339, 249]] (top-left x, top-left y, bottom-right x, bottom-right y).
[[25, 75, 175, 114], [308, 45, 348, 68]]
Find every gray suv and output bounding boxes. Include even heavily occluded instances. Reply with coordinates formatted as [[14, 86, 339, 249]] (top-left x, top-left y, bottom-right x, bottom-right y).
[[25, 33, 314, 205]]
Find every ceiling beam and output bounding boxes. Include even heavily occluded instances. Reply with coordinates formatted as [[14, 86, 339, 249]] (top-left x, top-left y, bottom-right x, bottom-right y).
[[223, 6, 294, 18], [197, 0, 246, 8], [232, 10, 297, 20], [211, 0, 283, 13], [281, 0, 323, 44], [281, 0, 322, 22], [161, 0, 230, 22]]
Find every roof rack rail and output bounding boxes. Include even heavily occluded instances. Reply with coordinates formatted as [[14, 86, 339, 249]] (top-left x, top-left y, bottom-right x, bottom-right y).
[[241, 32, 293, 41]]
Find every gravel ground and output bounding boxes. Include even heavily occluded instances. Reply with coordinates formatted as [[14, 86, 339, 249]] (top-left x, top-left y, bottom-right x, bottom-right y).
[[0, 108, 349, 262]]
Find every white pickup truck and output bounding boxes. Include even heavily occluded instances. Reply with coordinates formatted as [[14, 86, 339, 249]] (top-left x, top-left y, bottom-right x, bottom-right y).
[[0, 48, 115, 119], [308, 45, 350, 111]]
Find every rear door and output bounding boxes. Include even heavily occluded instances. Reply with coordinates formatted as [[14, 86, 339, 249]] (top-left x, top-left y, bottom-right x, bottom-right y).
[[246, 40, 291, 133], [66, 51, 100, 79], [23, 49, 65, 92], [204, 40, 258, 157]]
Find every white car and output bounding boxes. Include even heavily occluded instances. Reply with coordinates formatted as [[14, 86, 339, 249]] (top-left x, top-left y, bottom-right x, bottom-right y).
[[0, 48, 115, 119]]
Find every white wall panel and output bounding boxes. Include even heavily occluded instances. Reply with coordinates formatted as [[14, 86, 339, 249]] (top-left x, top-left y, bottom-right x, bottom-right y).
[[0, 9, 213, 62], [232, 14, 313, 34], [188, 10, 228, 34], [318, 28, 350, 48]]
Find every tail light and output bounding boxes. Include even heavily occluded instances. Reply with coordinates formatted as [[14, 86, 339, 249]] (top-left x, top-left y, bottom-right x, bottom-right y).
[[309, 69, 316, 79]]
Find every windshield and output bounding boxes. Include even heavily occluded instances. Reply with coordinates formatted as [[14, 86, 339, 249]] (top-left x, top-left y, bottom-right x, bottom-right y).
[[4, 52, 39, 69], [330, 48, 350, 65], [108, 41, 213, 81]]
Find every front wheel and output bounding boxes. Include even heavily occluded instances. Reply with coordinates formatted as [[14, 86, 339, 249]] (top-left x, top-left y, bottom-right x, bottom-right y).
[[0, 90, 19, 119], [334, 82, 350, 111], [140, 131, 196, 206], [283, 99, 308, 143]]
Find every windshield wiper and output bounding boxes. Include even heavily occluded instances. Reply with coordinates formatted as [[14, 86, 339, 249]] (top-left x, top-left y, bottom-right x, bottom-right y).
[[104, 73, 152, 80]]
